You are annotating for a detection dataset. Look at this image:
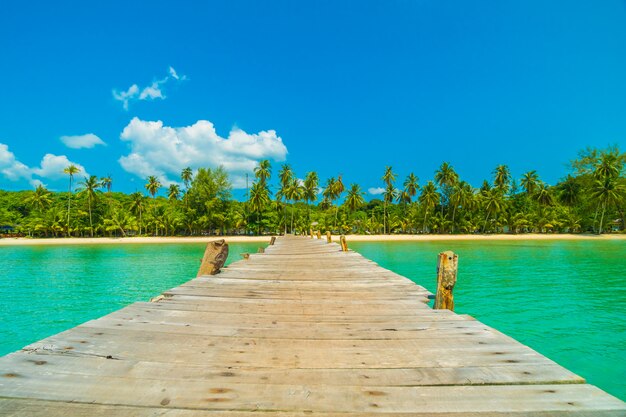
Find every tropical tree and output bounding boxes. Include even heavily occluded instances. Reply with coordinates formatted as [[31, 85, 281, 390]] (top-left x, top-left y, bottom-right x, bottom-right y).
[[493, 164, 511, 194], [145, 176, 162, 199], [520, 170, 540, 196], [249, 181, 270, 235], [168, 184, 181, 201], [63, 164, 80, 236], [129, 192, 145, 235], [303, 171, 319, 222], [77, 175, 101, 237], [285, 177, 303, 233], [381, 166, 397, 234], [254, 159, 271, 185], [181, 167, 193, 207], [434, 162, 458, 215], [591, 176, 625, 234], [419, 181, 440, 232], [344, 183, 365, 213], [24, 184, 52, 214]]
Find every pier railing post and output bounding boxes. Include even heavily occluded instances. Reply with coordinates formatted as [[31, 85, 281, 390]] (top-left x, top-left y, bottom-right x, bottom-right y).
[[326, 231, 332, 243], [434, 251, 458, 311], [269, 236, 276, 245], [310, 229, 314, 239], [197, 239, 229, 276], [316, 230, 321, 239], [340, 235, 348, 252]]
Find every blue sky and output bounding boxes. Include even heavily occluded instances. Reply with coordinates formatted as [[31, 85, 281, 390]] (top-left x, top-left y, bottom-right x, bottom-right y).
[[1, 1, 625, 199]]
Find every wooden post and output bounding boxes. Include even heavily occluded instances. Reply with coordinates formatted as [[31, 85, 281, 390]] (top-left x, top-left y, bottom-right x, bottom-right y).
[[326, 231, 332, 243], [269, 236, 276, 245], [310, 229, 314, 239], [197, 239, 229, 276], [434, 251, 458, 311], [316, 230, 321, 239], [340, 235, 348, 252], [257, 247, 265, 253], [240, 253, 250, 260]]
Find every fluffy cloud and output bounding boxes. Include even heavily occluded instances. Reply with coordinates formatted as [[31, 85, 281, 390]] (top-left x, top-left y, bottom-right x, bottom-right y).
[[0, 142, 89, 188], [60, 133, 106, 149], [118, 117, 288, 187], [32, 154, 89, 180], [368, 187, 385, 195], [0, 143, 33, 184], [113, 66, 186, 110]]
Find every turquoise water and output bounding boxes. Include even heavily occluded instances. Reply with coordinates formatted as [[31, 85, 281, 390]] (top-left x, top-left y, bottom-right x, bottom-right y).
[[0, 243, 258, 357], [351, 240, 626, 401], [0, 240, 624, 400]]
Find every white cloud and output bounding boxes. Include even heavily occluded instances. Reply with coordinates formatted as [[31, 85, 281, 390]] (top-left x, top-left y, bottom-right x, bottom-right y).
[[60, 133, 106, 149], [32, 154, 89, 180], [113, 67, 186, 110], [368, 187, 385, 195], [0, 144, 88, 188], [112, 84, 139, 110], [0, 143, 33, 184], [118, 117, 287, 188]]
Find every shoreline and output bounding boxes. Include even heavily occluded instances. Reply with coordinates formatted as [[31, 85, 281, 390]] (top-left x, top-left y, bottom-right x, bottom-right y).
[[0, 233, 624, 246]]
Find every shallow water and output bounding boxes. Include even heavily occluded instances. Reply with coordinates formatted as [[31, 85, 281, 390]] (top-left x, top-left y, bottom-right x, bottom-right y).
[[0, 240, 624, 400], [350, 240, 626, 401]]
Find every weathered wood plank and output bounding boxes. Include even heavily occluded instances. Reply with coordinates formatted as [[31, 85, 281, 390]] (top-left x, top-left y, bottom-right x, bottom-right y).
[[0, 235, 623, 415]]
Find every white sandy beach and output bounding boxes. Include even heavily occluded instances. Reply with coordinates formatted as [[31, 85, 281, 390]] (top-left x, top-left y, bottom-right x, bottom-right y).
[[0, 233, 624, 246]]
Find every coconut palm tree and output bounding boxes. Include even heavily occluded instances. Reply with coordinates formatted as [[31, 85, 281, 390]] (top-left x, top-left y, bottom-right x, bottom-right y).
[[591, 176, 625, 234], [129, 192, 145, 235], [77, 175, 101, 237], [403, 173, 419, 201], [168, 184, 181, 201], [481, 188, 505, 233], [249, 181, 270, 235], [556, 175, 581, 206], [277, 164, 293, 232], [181, 167, 193, 207], [145, 176, 162, 199], [344, 183, 365, 213], [63, 164, 80, 236], [419, 181, 440, 232], [24, 184, 52, 214], [254, 159, 271, 185], [434, 162, 458, 217], [493, 164, 511, 194], [303, 171, 319, 223], [381, 166, 396, 234], [285, 177, 304, 233], [520, 170, 540, 196], [101, 175, 112, 193]]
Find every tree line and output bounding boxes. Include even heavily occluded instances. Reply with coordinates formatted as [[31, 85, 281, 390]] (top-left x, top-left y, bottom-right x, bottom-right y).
[[0, 146, 624, 237]]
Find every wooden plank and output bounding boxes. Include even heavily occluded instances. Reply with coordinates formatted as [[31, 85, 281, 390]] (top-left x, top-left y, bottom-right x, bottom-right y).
[[0, 234, 623, 415]]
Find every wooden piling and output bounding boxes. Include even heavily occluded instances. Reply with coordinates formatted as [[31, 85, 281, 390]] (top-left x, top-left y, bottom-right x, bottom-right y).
[[310, 229, 314, 239], [197, 239, 229, 276], [340, 235, 348, 252], [269, 236, 276, 245], [257, 247, 265, 253], [434, 250, 458, 310], [326, 231, 332, 243], [316, 230, 321, 239], [240, 253, 250, 260]]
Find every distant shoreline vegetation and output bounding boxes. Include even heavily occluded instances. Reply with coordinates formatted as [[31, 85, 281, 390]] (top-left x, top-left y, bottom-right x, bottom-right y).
[[1, 146, 624, 238]]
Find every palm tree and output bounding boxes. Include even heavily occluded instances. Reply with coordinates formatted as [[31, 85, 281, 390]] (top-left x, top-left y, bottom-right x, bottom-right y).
[[129, 192, 145, 235], [145, 176, 162, 235], [249, 181, 270, 235], [493, 165, 511, 194], [434, 162, 458, 218], [419, 181, 440, 232], [303, 171, 319, 223], [557, 175, 581, 206], [277, 164, 293, 233], [63, 164, 80, 236], [344, 183, 365, 213], [168, 184, 181, 201], [383, 183, 398, 233], [534, 183, 554, 207], [591, 176, 625, 234], [101, 175, 112, 193], [403, 173, 419, 202], [381, 166, 396, 234], [254, 159, 271, 185], [24, 184, 52, 214], [145, 176, 162, 199], [520, 170, 540, 196], [285, 177, 303, 233], [77, 175, 101, 237], [181, 167, 193, 208], [482, 188, 505, 232]]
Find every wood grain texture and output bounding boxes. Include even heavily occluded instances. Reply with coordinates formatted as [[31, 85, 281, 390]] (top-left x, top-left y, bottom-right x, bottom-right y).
[[0, 235, 624, 416]]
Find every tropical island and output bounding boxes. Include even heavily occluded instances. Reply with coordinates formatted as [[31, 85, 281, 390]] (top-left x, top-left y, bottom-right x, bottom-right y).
[[1, 145, 624, 240]]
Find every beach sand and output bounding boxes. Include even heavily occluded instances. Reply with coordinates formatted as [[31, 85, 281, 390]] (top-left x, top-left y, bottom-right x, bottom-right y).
[[1, 233, 624, 246]]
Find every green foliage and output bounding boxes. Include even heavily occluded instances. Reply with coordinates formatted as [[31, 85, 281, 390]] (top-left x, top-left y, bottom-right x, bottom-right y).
[[1, 146, 625, 237]]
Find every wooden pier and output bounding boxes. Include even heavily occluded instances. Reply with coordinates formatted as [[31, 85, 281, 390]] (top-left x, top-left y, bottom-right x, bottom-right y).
[[1, 235, 624, 415]]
